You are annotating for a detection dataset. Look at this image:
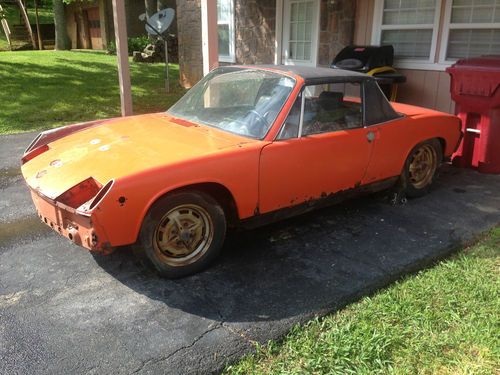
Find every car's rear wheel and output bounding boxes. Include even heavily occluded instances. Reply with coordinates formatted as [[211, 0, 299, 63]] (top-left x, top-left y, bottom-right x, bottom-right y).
[[133, 191, 226, 278], [401, 139, 442, 198]]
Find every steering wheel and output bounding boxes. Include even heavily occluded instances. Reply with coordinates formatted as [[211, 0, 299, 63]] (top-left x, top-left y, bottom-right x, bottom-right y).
[[246, 110, 270, 138], [249, 110, 268, 126]]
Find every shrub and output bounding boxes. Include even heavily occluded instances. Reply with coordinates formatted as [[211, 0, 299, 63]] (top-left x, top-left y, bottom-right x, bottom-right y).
[[107, 36, 151, 56]]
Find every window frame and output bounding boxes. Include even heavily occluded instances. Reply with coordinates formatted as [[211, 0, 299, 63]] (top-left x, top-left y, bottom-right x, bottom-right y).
[[276, 80, 365, 140], [371, 0, 443, 68], [217, 0, 236, 63], [438, 0, 500, 64]]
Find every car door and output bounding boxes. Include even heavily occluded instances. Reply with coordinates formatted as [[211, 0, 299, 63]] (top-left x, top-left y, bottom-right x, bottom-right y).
[[258, 82, 375, 214], [360, 80, 409, 184]]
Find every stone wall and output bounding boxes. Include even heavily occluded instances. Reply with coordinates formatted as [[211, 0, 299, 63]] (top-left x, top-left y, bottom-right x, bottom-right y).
[[317, 0, 356, 66], [234, 0, 276, 64], [176, 0, 203, 88], [175, 0, 356, 87]]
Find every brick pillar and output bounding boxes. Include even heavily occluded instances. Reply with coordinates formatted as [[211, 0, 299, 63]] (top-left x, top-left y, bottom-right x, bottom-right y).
[[318, 0, 356, 67], [177, 0, 203, 88]]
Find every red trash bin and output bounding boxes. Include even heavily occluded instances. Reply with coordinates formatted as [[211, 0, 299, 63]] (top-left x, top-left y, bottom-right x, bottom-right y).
[[447, 56, 500, 174]]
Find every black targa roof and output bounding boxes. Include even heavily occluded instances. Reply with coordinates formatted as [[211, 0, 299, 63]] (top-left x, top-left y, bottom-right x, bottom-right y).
[[251, 65, 373, 84]]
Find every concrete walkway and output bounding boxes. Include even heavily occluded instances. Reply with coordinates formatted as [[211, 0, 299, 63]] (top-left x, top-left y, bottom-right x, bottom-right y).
[[1, 131, 499, 374]]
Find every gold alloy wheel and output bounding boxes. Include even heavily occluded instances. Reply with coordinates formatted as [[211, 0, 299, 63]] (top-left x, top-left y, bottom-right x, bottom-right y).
[[408, 144, 438, 189], [153, 204, 214, 267]]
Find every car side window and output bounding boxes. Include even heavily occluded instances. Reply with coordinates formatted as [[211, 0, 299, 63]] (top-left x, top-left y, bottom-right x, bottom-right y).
[[302, 83, 363, 136], [364, 79, 401, 126], [277, 92, 302, 140]]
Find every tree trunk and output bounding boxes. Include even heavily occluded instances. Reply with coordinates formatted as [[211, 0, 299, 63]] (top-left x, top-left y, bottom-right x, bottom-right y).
[[34, 0, 44, 50], [53, 0, 70, 50]]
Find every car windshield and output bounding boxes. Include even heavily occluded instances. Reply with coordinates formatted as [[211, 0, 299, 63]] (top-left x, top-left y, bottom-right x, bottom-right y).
[[167, 67, 295, 139]]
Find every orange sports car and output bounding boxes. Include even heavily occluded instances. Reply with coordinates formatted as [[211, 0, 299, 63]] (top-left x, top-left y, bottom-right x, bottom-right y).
[[21, 65, 462, 278]]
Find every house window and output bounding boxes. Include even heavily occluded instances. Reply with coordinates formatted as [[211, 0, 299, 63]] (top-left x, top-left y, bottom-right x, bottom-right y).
[[217, 0, 235, 63], [288, 1, 314, 61], [374, 0, 441, 62], [441, 0, 500, 61], [373, 0, 500, 69]]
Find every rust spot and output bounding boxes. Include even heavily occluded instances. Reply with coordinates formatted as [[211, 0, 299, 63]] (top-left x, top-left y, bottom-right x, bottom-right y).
[[118, 196, 127, 206], [56, 177, 102, 209], [171, 118, 196, 127], [50, 159, 62, 168], [100, 242, 115, 255], [36, 170, 47, 179]]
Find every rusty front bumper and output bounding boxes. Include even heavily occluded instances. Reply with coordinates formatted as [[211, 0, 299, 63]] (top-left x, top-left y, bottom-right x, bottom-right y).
[[30, 189, 114, 255]]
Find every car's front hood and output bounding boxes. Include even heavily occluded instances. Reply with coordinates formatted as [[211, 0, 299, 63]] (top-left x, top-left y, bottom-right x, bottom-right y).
[[21, 113, 253, 199]]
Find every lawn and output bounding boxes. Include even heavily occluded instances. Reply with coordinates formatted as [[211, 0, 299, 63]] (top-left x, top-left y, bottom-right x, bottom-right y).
[[1, 3, 53, 25], [1, 4, 53, 50], [0, 50, 185, 134], [225, 227, 500, 375]]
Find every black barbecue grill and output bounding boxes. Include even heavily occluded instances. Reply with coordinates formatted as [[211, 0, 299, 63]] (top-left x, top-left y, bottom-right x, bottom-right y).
[[331, 45, 406, 101]]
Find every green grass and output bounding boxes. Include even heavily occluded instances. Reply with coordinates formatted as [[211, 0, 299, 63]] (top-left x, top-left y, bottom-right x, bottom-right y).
[[1, 4, 53, 25], [0, 37, 10, 50], [225, 227, 500, 375], [0, 50, 186, 134], [1, 4, 53, 50]]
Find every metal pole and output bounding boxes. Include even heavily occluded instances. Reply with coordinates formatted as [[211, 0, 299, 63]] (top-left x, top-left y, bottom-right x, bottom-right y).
[[164, 38, 169, 92]]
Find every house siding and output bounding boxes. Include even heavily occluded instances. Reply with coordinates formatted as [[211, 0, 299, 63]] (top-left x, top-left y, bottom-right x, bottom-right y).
[[353, 0, 454, 113]]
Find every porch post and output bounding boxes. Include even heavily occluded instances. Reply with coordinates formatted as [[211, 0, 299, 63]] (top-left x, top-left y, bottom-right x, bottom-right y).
[[111, 0, 133, 116], [275, 0, 283, 65], [201, 0, 218, 76]]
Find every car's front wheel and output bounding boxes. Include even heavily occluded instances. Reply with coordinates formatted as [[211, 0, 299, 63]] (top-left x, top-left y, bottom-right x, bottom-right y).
[[401, 139, 443, 198], [133, 191, 226, 278]]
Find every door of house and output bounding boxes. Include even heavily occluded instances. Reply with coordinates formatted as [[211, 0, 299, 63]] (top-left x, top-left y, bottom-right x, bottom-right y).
[[87, 7, 102, 50], [281, 0, 320, 66], [76, 9, 90, 49]]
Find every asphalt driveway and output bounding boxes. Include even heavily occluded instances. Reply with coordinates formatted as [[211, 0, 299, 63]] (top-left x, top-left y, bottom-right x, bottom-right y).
[[1, 132, 499, 375]]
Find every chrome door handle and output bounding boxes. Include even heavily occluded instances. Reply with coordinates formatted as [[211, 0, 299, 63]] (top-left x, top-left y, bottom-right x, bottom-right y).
[[367, 131, 376, 143]]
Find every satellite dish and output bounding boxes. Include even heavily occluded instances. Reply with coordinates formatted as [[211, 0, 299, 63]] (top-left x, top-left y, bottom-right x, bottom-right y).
[[139, 8, 175, 93], [145, 8, 175, 36]]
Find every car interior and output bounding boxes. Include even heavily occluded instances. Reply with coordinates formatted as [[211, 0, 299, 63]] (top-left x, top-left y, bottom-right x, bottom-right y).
[[278, 86, 363, 139]]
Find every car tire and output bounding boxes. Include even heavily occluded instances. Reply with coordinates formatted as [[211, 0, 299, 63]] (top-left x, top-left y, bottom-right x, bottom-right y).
[[133, 191, 226, 278], [400, 139, 443, 198]]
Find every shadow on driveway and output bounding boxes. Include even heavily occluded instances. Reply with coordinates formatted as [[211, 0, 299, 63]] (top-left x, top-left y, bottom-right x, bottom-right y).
[[94, 165, 500, 343]]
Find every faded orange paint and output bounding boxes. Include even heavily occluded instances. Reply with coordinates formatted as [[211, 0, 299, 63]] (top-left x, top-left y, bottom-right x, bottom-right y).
[[21, 67, 461, 254]]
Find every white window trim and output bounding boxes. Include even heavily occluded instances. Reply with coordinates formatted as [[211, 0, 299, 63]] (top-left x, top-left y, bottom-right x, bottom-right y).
[[281, 0, 321, 67], [371, 0, 444, 70], [218, 0, 236, 63], [438, 0, 500, 64]]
